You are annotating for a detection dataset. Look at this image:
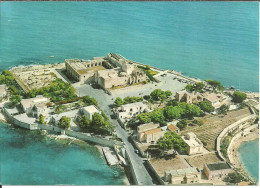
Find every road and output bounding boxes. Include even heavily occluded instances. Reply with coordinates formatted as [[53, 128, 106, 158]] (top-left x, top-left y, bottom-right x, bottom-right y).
[[75, 84, 154, 185]]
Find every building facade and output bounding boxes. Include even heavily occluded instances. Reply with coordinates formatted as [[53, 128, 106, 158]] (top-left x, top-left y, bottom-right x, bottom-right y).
[[175, 90, 203, 104], [80, 105, 101, 120], [115, 102, 150, 123], [203, 162, 233, 180], [20, 95, 49, 117], [137, 123, 165, 143], [65, 53, 148, 89], [182, 132, 204, 155], [164, 167, 201, 184]]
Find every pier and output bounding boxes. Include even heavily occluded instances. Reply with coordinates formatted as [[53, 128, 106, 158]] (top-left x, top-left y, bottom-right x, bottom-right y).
[[102, 147, 120, 166]]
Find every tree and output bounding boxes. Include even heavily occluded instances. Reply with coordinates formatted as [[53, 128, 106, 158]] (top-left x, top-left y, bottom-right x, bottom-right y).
[[164, 106, 181, 120], [145, 65, 150, 70], [101, 111, 110, 128], [38, 114, 45, 124], [224, 172, 247, 184], [219, 104, 229, 115], [176, 120, 187, 130], [185, 82, 205, 93], [184, 103, 202, 119], [123, 96, 143, 104], [10, 95, 21, 105], [232, 91, 247, 103], [157, 132, 188, 154], [138, 113, 151, 124], [198, 101, 215, 113], [205, 79, 224, 91], [150, 89, 167, 101], [194, 82, 205, 92], [92, 113, 105, 127], [167, 100, 178, 107], [79, 115, 90, 128], [0, 75, 5, 84], [114, 97, 123, 107], [58, 116, 70, 129], [185, 84, 193, 93], [165, 90, 172, 97], [83, 96, 98, 106], [149, 109, 165, 124]]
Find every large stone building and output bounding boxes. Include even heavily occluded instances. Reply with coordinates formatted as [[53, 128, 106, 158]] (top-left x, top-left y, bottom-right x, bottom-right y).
[[176, 90, 228, 109], [65, 57, 106, 82], [65, 53, 147, 89], [164, 167, 201, 184], [137, 123, 165, 143], [182, 132, 204, 155], [176, 90, 204, 104], [203, 162, 233, 180]]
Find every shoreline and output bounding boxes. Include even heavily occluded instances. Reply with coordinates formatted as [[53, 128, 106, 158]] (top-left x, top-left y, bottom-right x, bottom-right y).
[[1, 60, 259, 186], [5, 61, 259, 94], [0, 119, 130, 185], [228, 129, 259, 183]]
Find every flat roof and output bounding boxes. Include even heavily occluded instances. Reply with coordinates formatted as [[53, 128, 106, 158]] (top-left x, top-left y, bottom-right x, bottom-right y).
[[138, 123, 159, 132], [182, 134, 202, 147], [121, 101, 146, 108], [167, 167, 199, 177], [21, 95, 48, 109], [82, 105, 100, 114], [206, 162, 231, 171]]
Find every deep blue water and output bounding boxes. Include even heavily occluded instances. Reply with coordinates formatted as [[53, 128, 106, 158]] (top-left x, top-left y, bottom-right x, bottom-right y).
[[0, 123, 126, 185], [238, 139, 259, 182], [0, 2, 259, 91]]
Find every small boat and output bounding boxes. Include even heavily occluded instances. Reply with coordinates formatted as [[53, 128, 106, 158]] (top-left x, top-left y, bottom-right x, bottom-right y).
[[50, 56, 54, 58]]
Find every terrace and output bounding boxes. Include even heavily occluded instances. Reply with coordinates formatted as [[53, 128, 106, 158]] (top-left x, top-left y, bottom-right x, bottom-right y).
[[181, 108, 251, 151]]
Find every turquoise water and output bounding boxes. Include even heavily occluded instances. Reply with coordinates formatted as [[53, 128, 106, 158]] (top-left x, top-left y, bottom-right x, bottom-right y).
[[0, 2, 259, 91], [238, 139, 259, 182], [0, 123, 126, 185]]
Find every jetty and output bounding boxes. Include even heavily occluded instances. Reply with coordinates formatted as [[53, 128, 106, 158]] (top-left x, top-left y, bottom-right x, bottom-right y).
[[102, 147, 120, 166]]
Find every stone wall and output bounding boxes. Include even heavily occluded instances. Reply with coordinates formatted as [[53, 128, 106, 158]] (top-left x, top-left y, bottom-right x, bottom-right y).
[[145, 160, 165, 185], [2, 107, 38, 130], [65, 129, 116, 148], [125, 150, 139, 185], [216, 114, 256, 161]]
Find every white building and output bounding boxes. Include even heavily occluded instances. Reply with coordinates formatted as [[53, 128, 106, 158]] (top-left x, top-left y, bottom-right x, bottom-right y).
[[202, 93, 228, 109], [0, 84, 7, 98], [182, 132, 204, 155], [116, 102, 150, 123], [20, 95, 49, 117], [49, 109, 79, 127], [80, 105, 101, 120]]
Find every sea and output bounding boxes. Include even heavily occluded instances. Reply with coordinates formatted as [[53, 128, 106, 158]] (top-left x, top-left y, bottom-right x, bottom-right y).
[[0, 1, 259, 185], [238, 139, 259, 183], [0, 123, 126, 185]]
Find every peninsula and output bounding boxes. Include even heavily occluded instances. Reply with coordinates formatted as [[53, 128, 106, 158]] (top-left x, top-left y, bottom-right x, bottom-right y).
[[0, 53, 258, 185]]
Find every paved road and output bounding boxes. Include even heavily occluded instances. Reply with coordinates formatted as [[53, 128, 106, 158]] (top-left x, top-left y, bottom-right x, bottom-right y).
[[75, 84, 154, 185]]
